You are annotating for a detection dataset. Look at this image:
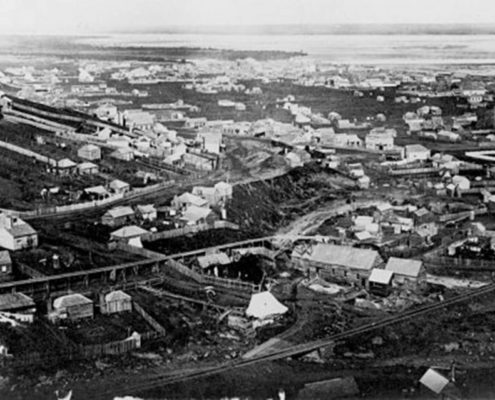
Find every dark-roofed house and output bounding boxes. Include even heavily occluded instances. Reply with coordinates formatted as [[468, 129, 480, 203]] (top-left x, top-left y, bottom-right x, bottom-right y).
[[101, 206, 135, 227], [291, 243, 383, 287], [52, 293, 94, 321], [0, 251, 12, 281], [0, 214, 38, 251], [0, 292, 36, 321], [385, 257, 426, 289]]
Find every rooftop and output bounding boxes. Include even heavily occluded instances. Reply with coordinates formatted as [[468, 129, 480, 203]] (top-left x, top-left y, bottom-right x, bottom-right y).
[[385, 257, 423, 278]]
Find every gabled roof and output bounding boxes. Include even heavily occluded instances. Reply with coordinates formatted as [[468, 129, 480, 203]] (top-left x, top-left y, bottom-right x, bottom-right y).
[[57, 158, 77, 168], [385, 257, 423, 277], [78, 162, 98, 170], [6, 222, 36, 238], [111, 225, 149, 239], [84, 185, 109, 196], [109, 179, 130, 189], [0, 293, 34, 311], [105, 290, 131, 302], [292, 244, 379, 271], [105, 206, 134, 219], [181, 205, 213, 223], [136, 204, 156, 214]]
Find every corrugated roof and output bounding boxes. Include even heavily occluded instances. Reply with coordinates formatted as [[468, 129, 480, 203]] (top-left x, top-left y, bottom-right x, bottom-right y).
[[385, 257, 423, 277], [197, 252, 231, 269], [292, 244, 379, 271], [0, 293, 34, 311], [369, 268, 393, 285]]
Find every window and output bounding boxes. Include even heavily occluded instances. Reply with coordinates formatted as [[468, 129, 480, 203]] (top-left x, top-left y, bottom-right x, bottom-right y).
[[1, 266, 7, 273]]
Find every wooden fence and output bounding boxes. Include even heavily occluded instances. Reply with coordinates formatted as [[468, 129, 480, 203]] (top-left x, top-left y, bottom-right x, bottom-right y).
[[143, 221, 240, 242], [132, 301, 167, 335]]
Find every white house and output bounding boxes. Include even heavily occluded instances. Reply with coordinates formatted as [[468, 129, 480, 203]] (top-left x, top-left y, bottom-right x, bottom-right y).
[[0, 214, 38, 251], [365, 128, 395, 152], [404, 144, 430, 162], [77, 144, 101, 161]]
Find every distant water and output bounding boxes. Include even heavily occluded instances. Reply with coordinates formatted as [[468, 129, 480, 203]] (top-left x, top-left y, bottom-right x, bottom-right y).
[[78, 33, 495, 64]]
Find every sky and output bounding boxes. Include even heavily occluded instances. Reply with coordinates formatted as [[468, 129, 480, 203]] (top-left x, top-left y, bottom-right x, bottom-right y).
[[1, 0, 495, 34]]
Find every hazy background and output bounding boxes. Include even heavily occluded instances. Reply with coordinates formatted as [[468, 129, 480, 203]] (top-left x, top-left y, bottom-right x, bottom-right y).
[[1, 0, 495, 35]]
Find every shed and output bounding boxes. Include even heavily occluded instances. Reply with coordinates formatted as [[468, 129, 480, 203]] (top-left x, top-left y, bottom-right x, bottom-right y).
[[385, 257, 425, 287], [77, 144, 101, 161], [102, 290, 132, 314], [368, 268, 393, 297], [53, 293, 94, 321], [246, 291, 288, 320], [101, 206, 135, 227], [197, 252, 231, 270], [136, 204, 157, 221], [77, 162, 99, 175], [420, 368, 449, 394], [109, 179, 130, 194]]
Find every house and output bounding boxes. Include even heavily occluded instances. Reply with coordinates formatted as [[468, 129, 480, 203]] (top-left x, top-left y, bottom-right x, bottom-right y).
[[0, 251, 12, 281], [181, 206, 218, 226], [172, 192, 208, 210], [0, 214, 38, 251], [55, 158, 77, 176], [365, 128, 395, 152], [245, 291, 288, 320], [367, 268, 393, 297], [52, 293, 94, 321], [77, 162, 99, 175], [183, 151, 219, 171], [385, 257, 426, 289], [110, 148, 134, 162], [101, 206, 135, 227], [291, 243, 383, 286], [404, 144, 430, 162], [413, 207, 435, 225], [101, 290, 132, 314], [77, 144, 101, 161], [197, 252, 231, 272], [110, 225, 149, 245], [136, 204, 157, 221], [286, 151, 304, 168], [109, 179, 130, 194], [123, 110, 155, 131], [0, 293, 36, 318], [357, 175, 371, 189]]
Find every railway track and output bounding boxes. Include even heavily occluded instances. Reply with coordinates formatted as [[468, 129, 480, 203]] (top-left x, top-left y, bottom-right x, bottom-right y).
[[99, 282, 495, 398]]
